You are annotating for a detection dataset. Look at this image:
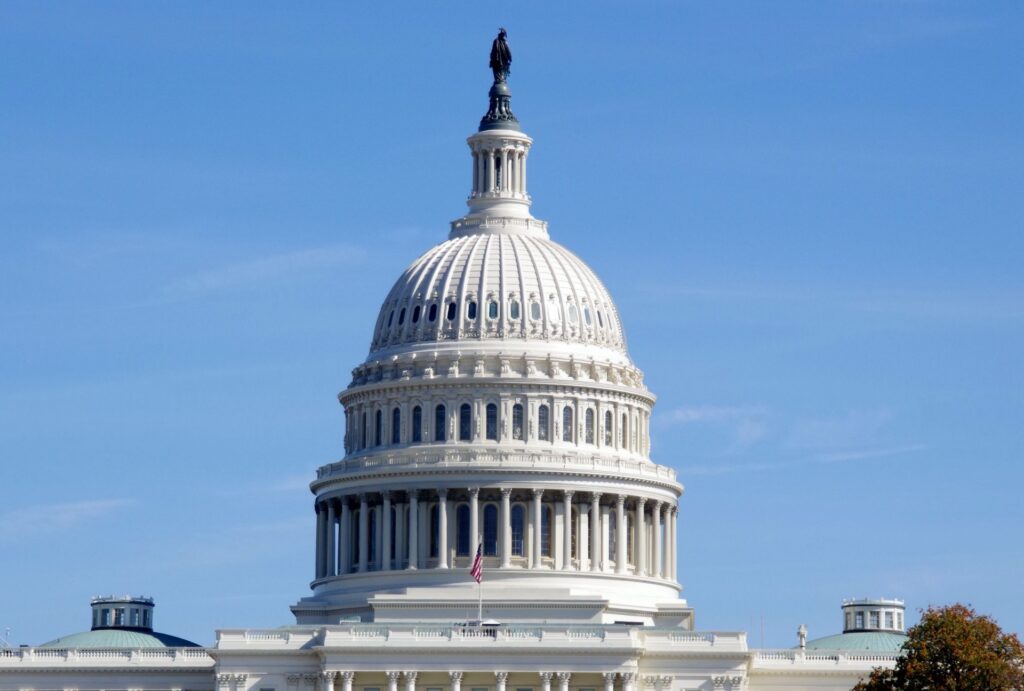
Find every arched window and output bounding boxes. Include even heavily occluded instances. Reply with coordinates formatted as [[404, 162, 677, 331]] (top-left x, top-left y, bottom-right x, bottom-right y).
[[361, 412, 367, 449], [538, 405, 550, 441], [398, 308, 406, 325], [368, 508, 378, 566], [467, 301, 478, 320], [456, 505, 470, 556], [392, 407, 401, 445], [459, 404, 472, 441], [512, 403, 524, 440], [483, 504, 498, 556], [428, 303, 438, 322], [585, 409, 595, 444], [374, 410, 383, 446], [562, 406, 574, 442], [446, 302, 457, 321], [604, 411, 613, 445], [412, 305, 421, 323], [541, 506, 553, 557], [429, 505, 440, 558], [495, 156, 502, 190], [435, 405, 447, 442], [530, 301, 541, 320], [486, 403, 498, 440], [412, 406, 423, 443], [511, 505, 525, 556], [488, 300, 499, 319], [510, 300, 521, 320]]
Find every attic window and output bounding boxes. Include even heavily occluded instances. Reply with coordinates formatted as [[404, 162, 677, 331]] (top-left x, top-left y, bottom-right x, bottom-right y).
[[488, 300, 499, 319], [398, 308, 406, 325], [467, 301, 478, 320], [412, 305, 421, 323], [428, 304, 437, 322], [510, 300, 521, 320], [446, 302, 457, 321]]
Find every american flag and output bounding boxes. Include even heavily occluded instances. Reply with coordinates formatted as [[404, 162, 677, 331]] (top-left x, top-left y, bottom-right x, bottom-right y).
[[469, 543, 483, 583]]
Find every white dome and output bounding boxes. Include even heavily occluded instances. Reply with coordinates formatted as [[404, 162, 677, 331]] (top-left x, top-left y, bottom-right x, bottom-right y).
[[369, 231, 628, 358]]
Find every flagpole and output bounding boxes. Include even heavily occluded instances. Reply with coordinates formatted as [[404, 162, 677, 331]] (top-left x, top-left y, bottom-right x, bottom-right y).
[[477, 539, 483, 622]]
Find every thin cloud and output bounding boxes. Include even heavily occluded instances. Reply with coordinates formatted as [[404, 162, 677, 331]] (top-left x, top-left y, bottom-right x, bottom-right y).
[[0, 499, 134, 542], [786, 408, 894, 451], [684, 443, 927, 477], [165, 243, 367, 295], [661, 405, 768, 425]]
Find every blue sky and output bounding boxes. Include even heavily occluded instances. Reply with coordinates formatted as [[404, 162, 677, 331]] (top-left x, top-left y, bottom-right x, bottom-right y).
[[1, 2, 1021, 648]]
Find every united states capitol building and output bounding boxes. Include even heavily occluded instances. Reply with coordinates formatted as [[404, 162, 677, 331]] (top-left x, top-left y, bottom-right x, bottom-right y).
[[1, 35, 909, 691]]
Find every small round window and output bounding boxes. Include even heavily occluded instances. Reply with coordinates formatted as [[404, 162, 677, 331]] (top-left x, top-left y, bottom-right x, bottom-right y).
[[510, 300, 521, 320], [530, 301, 541, 320], [488, 300, 499, 319], [412, 305, 421, 323]]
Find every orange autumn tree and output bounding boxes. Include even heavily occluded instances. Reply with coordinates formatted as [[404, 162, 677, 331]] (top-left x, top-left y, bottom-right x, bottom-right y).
[[854, 604, 1024, 690]]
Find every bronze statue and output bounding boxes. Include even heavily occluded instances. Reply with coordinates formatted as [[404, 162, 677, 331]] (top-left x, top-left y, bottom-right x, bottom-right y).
[[490, 28, 511, 83]]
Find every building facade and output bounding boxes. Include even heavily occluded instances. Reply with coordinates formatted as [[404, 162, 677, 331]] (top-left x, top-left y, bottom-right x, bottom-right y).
[[0, 38, 905, 691]]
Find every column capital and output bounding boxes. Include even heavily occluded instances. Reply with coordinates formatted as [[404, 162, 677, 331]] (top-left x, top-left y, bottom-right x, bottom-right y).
[[403, 672, 418, 682], [449, 672, 463, 682], [340, 672, 356, 682], [619, 673, 635, 684], [495, 672, 509, 683], [358, 492, 368, 503], [539, 673, 554, 682], [563, 489, 575, 500], [591, 491, 602, 502], [382, 490, 393, 501], [602, 673, 618, 683], [321, 671, 338, 682], [469, 487, 480, 498], [387, 672, 402, 682], [500, 487, 512, 498], [615, 494, 626, 507], [533, 488, 545, 498], [636, 496, 647, 508], [557, 673, 572, 683], [438, 487, 449, 500]]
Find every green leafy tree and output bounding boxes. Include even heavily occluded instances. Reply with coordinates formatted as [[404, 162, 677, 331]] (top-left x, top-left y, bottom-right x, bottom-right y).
[[854, 604, 1024, 690]]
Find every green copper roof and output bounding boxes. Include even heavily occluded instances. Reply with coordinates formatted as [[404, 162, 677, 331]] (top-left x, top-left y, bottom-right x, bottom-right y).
[[804, 630, 908, 652], [40, 629, 200, 649]]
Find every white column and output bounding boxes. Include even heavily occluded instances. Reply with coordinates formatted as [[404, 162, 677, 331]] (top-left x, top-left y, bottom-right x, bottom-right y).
[[562, 491, 574, 570], [340, 672, 355, 691], [449, 671, 463, 691], [437, 488, 449, 569], [520, 150, 527, 196], [315, 502, 326, 579], [532, 489, 544, 567], [655, 502, 665, 578], [387, 672, 400, 691], [500, 488, 512, 568], [621, 673, 636, 691], [404, 672, 417, 691], [602, 673, 616, 691], [615, 495, 627, 574], [671, 506, 678, 580], [509, 153, 518, 195], [495, 672, 508, 691], [539, 673, 553, 691], [472, 151, 480, 195], [487, 151, 496, 193], [590, 492, 602, 573], [635, 497, 646, 576], [325, 500, 337, 577], [382, 492, 392, 571], [340, 499, 351, 575], [469, 487, 480, 557], [408, 492, 419, 570], [395, 502, 406, 569], [358, 494, 369, 573], [375, 500, 384, 570], [557, 673, 571, 691]]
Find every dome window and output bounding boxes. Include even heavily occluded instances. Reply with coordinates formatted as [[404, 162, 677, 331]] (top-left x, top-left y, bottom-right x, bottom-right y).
[[434, 405, 446, 442], [391, 407, 401, 445], [510, 300, 521, 320], [483, 504, 498, 555], [538, 405, 550, 441], [459, 403, 472, 441], [583, 306, 592, 326], [562, 406, 574, 442], [486, 403, 498, 440], [585, 409, 595, 444], [428, 304, 438, 322], [547, 297, 561, 323], [398, 308, 406, 325], [467, 301, 478, 320], [604, 411, 613, 445], [512, 403, 524, 440], [446, 302, 457, 321], [511, 505, 525, 556], [412, 406, 423, 443], [387, 310, 394, 327], [487, 300, 499, 319], [567, 303, 579, 324], [412, 305, 421, 323], [530, 301, 541, 320], [597, 310, 604, 328], [374, 410, 383, 446]]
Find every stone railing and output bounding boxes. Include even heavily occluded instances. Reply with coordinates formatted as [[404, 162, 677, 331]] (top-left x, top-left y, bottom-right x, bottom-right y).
[[0, 646, 213, 667], [753, 649, 901, 664], [316, 450, 677, 484]]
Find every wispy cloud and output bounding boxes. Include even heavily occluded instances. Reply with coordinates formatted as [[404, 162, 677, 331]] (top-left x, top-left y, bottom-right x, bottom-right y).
[[0, 499, 134, 542], [684, 443, 927, 476], [786, 408, 894, 451], [165, 243, 367, 296], [660, 404, 770, 451]]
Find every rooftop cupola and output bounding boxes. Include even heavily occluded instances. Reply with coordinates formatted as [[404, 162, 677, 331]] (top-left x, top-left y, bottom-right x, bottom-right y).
[[842, 598, 906, 633], [455, 29, 544, 237], [90, 594, 155, 632]]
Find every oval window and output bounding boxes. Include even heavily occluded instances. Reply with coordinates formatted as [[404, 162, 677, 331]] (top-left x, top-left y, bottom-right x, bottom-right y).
[[398, 308, 406, 325], [468, 301, 478, 320], [530, 301, 541, 320], [547, 297, 561, 323], [583, 306, 592, 326], [428, 303, 437, 322], [412, 305, 421, 323], [446, 302, 457, 321], [488, 300, 499, 319], [387, 310, 394, 327], [567, 303, 579, 324], [597, 310, 604, 328], [510, 300, 521, 320]]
